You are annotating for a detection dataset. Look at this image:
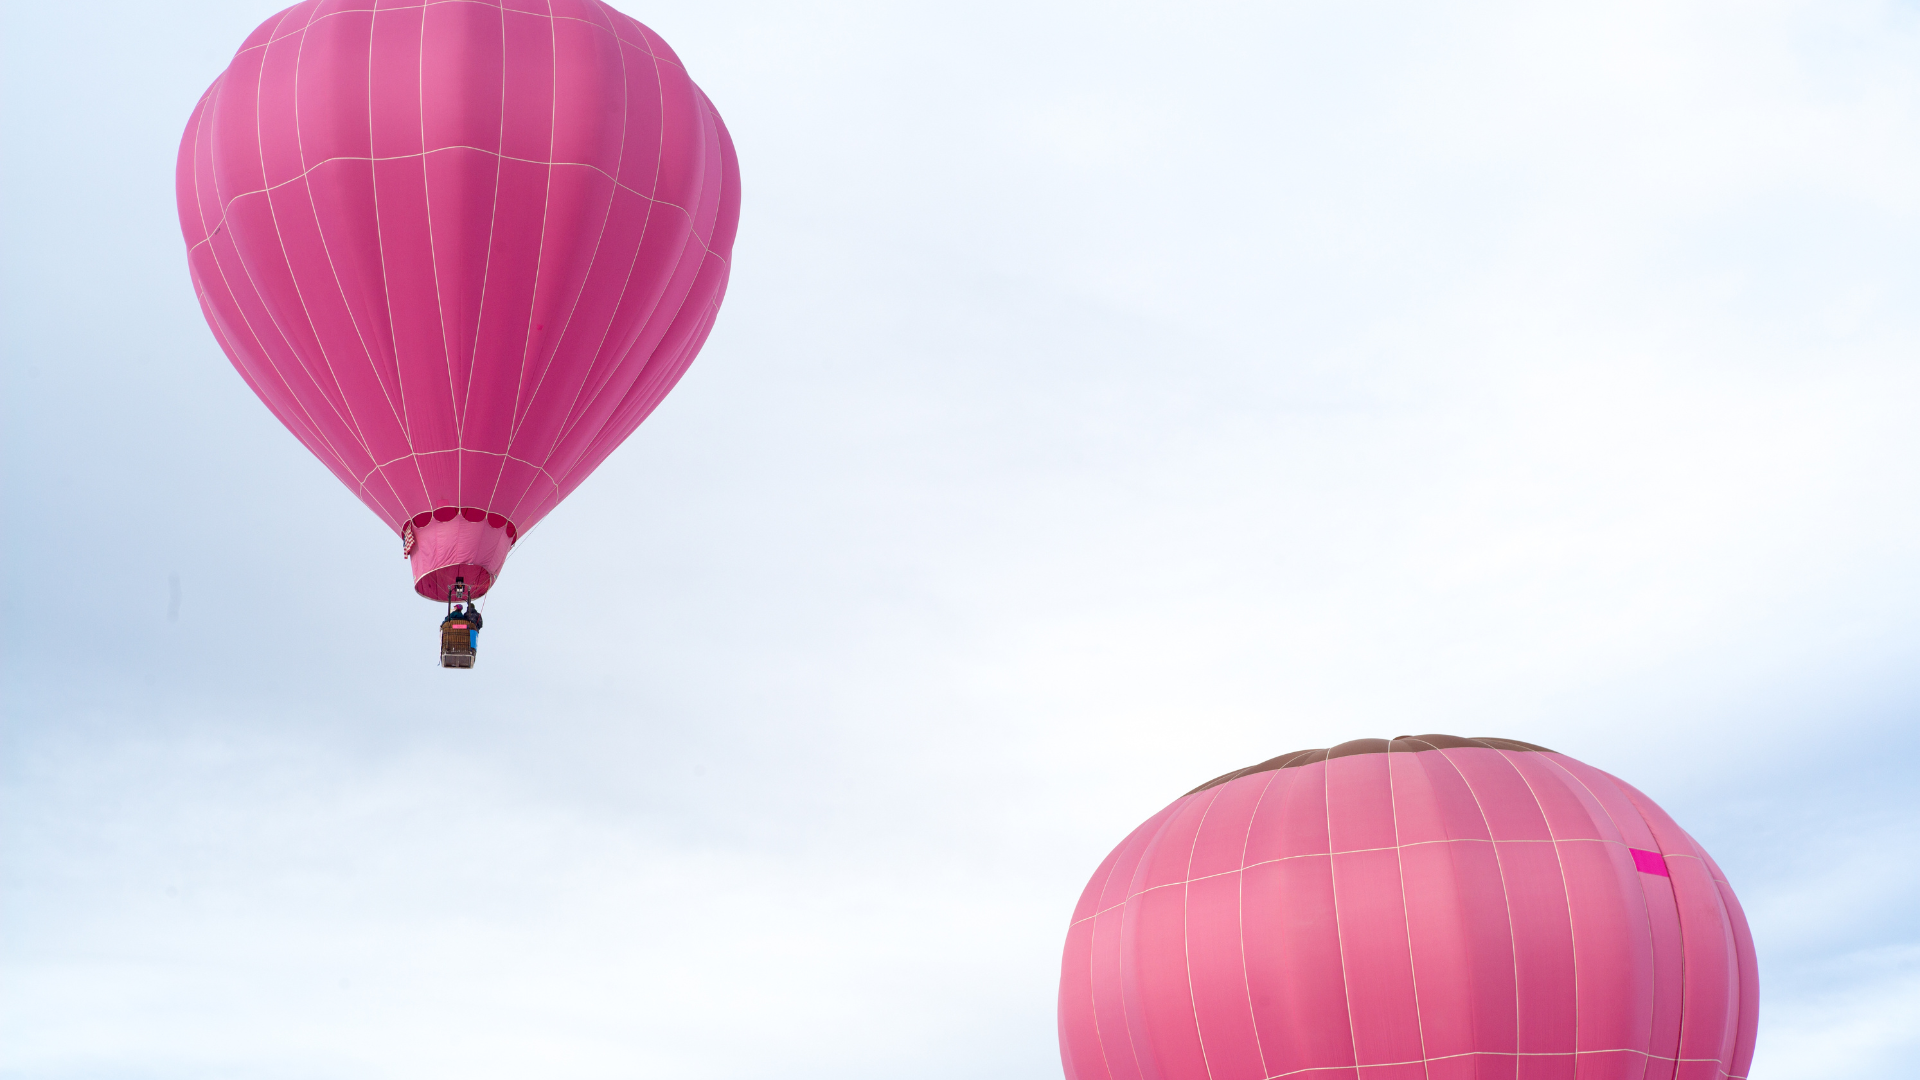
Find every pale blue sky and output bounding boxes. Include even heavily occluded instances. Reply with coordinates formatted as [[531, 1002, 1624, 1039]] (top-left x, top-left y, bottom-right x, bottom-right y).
[[4, 1, 1918, 1077]]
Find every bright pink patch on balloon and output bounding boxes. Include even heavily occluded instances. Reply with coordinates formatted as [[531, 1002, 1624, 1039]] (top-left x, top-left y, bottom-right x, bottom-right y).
[[1630, 848, 1671, 876]]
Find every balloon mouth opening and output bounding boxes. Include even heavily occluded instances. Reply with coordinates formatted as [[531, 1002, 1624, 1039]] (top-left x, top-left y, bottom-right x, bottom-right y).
[[406, 509, 516, 600], [415, 565, 497, 601], [409, 506, 519, 542]]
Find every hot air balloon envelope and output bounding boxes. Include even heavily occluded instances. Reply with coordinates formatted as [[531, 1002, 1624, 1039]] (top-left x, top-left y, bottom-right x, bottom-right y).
[[177, 0, 740, 599], [1058, 735, 1759, 1080]]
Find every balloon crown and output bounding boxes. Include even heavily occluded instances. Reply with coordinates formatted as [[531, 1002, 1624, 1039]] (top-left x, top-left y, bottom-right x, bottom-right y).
[[1187, 734, 1556, 795]]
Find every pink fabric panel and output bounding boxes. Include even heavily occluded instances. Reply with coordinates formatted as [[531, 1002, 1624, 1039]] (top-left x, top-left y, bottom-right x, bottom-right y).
[[1241, 763, 1329, 866], [500, 167, 625, 457], [1326, 750, 1397, 853], [1086, 853, 1148, 1080], [1183, 872, 1265, 1080], [1670, 854, 1741, 1070], [178, 0, 739, 597], [1114, 804, 1191, 1080], [1331, 847, 1424, 1065], [1122, 880, 1206, 1078], [1116, 793, 1211, 1075], [1548, 759, 1687, 1073], [1186, 770, 1266, 880], [1519, 757, 1654, 1073], [1417, 751, 1521, 1063], [1242, 853, 1355, 1074], [1495, 837, 1578, 1058], [1088, 901, 1141, 1080], [1560, 839, 1654, 1069], [1324, 754, 1422, 1066], [454, 451, 506, 512], [415, 449, 460, 511], [1058, 748, 1757, 1080], [1060, 802, 1182, 1080], [1133, 788, 1211, 895], [1450, 749, 1555, 842], [1061, 808, 1150, 1080], [1090, 804, 1178, 918], [1619, 783, 1751, 1075], [1410, 837, 1519, 1070], [1057, 917, 1107, 1080], [491, 457, 556, 526], [1182, 781, 1267, 1079], [1506, 752, 1607, 842], [1385, 749, 1451, 846], [1718, 876, 1761, 1080]]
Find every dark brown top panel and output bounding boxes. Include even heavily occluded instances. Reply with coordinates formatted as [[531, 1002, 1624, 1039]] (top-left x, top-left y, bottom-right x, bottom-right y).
[[1184, 734, 1556, 796]]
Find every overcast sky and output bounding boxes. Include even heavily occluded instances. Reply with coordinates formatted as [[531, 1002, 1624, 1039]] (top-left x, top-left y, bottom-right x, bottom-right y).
[[4, 1, 1919, 1077]]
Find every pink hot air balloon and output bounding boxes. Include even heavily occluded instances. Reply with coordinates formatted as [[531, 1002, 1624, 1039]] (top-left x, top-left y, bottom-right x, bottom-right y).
[[1059, 736, 1758, 1080], [177, 0, 739, 601]]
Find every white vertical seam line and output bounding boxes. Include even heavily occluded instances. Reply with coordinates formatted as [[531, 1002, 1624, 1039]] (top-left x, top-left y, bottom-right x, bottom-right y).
[[1541, 755, 1665, 1080], [513, 24, 680, 516], [296, 0, 416, 529], [1501, 752, 1584, 1063], [1181, 790, 1221, 1080], [1386, 746, 1433, 1078], [365, 0, 437, 520], [531, 4, 655, 496], [415, 0, 460, 492], [1437, 748, 1525, 1067], [503, 0, 634, 496], [1323, 758, 1363, 1071], [1237, 770, 1280, 1079], [243, 5, 384, 475], [453, 0, 510, 509], [499, 0, 562, 452]]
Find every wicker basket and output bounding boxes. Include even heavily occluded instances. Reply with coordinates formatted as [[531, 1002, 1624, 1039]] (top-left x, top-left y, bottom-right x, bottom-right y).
[[440, 622, 475, 668]]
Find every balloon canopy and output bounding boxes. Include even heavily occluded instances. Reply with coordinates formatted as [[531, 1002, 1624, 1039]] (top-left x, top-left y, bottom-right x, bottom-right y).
[[177, 0, 739, 599], [1058, 735, 1758, 1080]]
